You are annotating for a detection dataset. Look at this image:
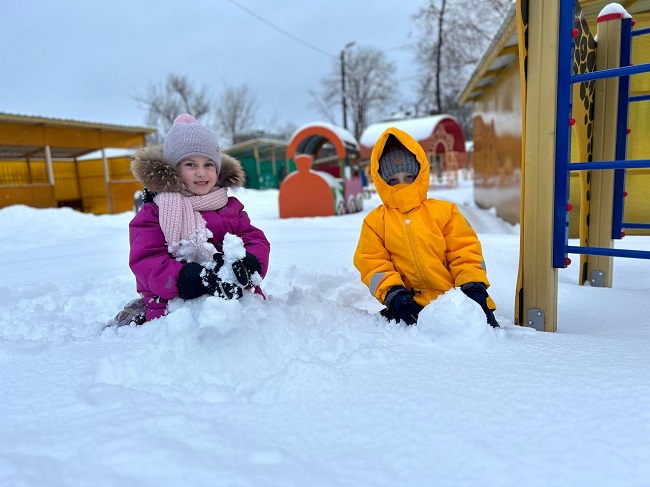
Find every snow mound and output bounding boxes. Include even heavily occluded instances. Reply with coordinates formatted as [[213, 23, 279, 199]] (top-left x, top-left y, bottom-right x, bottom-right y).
[[92, 272, 401, 405], [415, 288, 499, 350]]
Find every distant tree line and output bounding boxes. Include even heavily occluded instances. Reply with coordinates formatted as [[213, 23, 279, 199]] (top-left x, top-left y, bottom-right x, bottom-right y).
[[134, 74, 296, 147], [136, 0, 510, 146]]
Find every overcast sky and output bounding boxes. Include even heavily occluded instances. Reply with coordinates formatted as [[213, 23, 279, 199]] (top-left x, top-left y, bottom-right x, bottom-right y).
[[1, 0, 426, 133]]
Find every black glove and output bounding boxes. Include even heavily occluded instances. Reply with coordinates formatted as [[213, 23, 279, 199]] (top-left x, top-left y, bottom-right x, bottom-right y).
[[213, 281, 244, 300], [213, 251, 248, 288], [460, 282, 500, 328], [212, 252, 227, 271], [142, 187, 157, 204], [231, 252, 262, 287], [178, 262, 243, 300], [379, 306, 398, 322], [385, 286, 423, 325]]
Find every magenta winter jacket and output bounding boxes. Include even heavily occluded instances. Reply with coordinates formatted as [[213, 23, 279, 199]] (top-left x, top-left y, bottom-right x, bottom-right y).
[[129, 197, 271, 321]]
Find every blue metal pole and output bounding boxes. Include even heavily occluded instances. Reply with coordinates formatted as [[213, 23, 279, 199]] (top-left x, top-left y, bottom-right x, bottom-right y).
[[612, 17, 632, 240], [552, 0, 576, 269]]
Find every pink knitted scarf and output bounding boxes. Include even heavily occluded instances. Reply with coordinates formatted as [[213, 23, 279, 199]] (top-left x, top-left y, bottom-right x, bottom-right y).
[[154, 188, 229, 263]]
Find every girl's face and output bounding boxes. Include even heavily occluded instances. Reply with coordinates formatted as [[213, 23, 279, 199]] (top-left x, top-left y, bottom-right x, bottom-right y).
[[178, 156, 218, 195], [387, 172, 416, 186]]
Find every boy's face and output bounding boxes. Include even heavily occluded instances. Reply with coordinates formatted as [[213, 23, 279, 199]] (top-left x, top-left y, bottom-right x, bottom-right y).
[[386, 171, 416, 186]]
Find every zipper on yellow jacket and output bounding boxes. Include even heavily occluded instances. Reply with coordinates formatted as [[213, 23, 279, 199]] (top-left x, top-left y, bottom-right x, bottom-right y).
[[404, 216, 433, 299]]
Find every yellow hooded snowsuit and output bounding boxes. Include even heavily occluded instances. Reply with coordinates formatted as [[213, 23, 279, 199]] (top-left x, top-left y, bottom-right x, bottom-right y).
[[353, 127, 495, 310]]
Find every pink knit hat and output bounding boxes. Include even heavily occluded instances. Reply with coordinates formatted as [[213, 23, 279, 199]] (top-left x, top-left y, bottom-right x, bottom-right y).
[[163, 114, 222, 171]]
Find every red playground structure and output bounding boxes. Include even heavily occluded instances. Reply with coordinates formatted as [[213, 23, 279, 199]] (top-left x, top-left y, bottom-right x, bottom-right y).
[[279, 122, 363, 218]]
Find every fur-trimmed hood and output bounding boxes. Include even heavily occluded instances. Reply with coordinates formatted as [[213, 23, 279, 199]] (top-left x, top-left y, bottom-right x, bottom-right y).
[[130, 145, 246, 194]]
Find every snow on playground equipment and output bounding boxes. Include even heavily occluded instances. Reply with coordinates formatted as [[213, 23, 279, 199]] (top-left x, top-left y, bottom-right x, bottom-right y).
[[515, 0, 650, 332], [279, 122, 363, 218], [360, 115, 467, 188]]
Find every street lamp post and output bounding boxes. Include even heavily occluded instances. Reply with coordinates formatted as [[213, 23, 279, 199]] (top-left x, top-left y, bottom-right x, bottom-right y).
[[340, 41, 355, 130]]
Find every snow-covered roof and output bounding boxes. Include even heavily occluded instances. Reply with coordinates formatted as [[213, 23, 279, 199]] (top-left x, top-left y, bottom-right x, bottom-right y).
[[360, 115, 460, 147], [0, 111, 155, 133], [77, 149, 136, 161]]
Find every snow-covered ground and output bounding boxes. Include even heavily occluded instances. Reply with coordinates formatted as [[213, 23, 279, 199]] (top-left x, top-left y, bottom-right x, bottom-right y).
[[1, 180, 649, 486]]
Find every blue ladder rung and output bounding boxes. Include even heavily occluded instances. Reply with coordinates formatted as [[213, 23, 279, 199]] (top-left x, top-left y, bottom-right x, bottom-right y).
[[567, 159, 650, 170], [566, 246, 650, 259], [631, 26, 650, 37], [630, 94, 650, 103], [622, 222, 650, 230], [572, 63, 650, 83]]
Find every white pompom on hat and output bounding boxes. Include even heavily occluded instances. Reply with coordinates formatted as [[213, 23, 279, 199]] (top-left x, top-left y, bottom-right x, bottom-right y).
[[163, 114, 222, 172]]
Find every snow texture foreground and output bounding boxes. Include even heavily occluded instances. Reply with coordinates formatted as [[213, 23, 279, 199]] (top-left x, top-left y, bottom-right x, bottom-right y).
[[1, 182, 649, 486]]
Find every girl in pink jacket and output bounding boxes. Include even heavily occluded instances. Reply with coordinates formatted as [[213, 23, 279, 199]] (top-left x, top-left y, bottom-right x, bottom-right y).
[[117, 114, 270, 325]]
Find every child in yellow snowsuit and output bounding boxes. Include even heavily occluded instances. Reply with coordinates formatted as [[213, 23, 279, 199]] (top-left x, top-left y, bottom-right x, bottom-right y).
[[353, 127, 499, 327]]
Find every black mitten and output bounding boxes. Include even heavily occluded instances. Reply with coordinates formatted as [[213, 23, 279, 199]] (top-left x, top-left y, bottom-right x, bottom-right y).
[[213, 252, 225, 271], [385, 286, 423, 325], [212, 253, 244, 296], [214, 281, 243, 300], [178, 262, 243, 300], [460, 282, 500, 328], [178, 262, 218, 300], [379, 306, 398, 322], [231, 260, 251, 287], [231, 252, 262, 287], [142, 187, 157, 204]]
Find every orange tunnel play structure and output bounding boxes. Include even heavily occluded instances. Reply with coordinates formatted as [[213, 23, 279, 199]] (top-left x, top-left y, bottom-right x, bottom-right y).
[[279, 123, 363, 218]]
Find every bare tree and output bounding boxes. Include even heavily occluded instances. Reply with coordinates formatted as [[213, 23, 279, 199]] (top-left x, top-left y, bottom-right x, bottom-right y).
[[263, 115, 298, 141], [134, 74, 211, 144], [313, 46, 397, 140], [307, 89, 338, 126], [412, 0, 511, 119], [214, 83, 258, 146]]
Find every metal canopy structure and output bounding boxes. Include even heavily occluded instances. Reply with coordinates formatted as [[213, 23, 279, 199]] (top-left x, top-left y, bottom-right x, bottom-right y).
[[225, 137, 288, 162], [0, 112, 155, 160], [0, 112, 156, 214], [224, 137, 290, 189]]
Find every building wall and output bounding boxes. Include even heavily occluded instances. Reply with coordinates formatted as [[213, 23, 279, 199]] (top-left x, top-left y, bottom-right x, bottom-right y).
[[471, 14, 650, 235], [0, 156, 139, 214], [472, 62, 523, 225]]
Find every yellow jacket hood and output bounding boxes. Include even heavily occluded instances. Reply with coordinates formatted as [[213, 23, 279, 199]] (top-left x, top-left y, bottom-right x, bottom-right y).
[[370, 127, 430, 213]]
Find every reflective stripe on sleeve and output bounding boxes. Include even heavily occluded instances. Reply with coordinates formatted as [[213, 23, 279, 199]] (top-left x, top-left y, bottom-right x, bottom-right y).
[[369, 272, 385, 297]]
